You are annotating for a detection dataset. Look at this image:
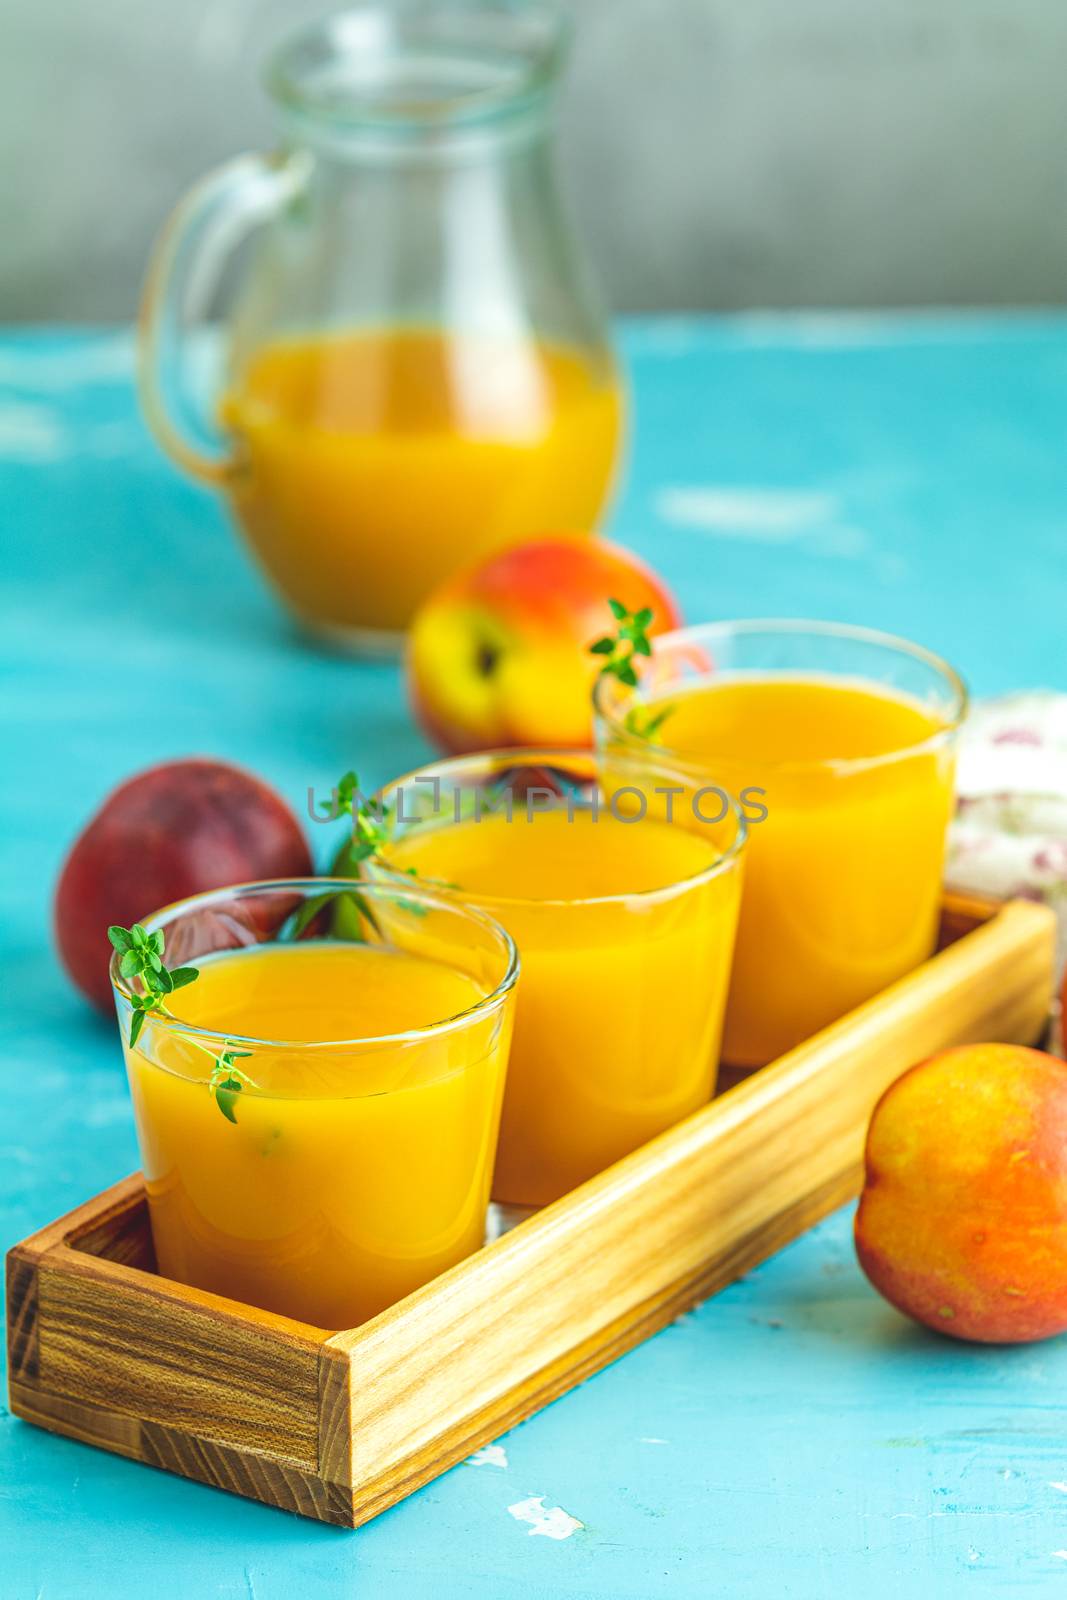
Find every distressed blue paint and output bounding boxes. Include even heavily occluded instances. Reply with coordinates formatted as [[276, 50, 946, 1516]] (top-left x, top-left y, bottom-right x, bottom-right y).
[[4, 316, 1067, 1599]]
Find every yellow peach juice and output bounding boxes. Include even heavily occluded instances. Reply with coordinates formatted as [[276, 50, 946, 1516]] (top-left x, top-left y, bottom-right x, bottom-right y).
[[635, 674, 957, 1066], [122, 940, 513, 1328], [381, 802, 742, 1207]]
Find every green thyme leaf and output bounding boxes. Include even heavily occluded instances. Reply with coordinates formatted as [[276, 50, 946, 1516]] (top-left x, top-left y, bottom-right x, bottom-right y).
[[209, 1053, 257, 1124], [623, 703, 676, 742], [214, 1079, 241, 1123], [642, 706, 675, 738], [111, 923, 252, 1130], [589, 600, 656, 694], [287, 889, 335, 940], [322, 769, 433, 920], [220, 1049, 253, 1068], [588, 600, 675, 738]]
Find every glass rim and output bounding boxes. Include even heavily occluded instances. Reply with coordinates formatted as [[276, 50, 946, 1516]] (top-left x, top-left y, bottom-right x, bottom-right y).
[[109, 876, 520, 1053], [372, 745, 747, 910], [265, 2, 571, 133], [593, 617, 969, 777]]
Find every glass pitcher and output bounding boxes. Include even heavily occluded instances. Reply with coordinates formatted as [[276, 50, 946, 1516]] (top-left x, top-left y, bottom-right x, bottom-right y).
[[139, 1, 625, 654]]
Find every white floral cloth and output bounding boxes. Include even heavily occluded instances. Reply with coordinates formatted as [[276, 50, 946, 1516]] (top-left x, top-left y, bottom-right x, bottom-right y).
[[946, 691, 1067, 985]]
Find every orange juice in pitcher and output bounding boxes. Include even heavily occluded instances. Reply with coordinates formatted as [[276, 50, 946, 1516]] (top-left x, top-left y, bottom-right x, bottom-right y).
[[224, 328, 622, 637]]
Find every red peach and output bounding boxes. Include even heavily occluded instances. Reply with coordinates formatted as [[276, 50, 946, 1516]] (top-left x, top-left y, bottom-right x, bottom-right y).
[[855, 1043, 1067, 1343], [55, 759, 312, 1010]]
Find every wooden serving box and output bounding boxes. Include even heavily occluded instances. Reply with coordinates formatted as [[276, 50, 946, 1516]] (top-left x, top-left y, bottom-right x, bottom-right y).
[[7, 893, 1055, 1527]]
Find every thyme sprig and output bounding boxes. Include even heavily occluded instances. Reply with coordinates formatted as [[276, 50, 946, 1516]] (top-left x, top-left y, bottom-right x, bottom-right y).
[[324, 770, 454, 901], [312, 770, 397, 931], [327, 768, 447, 883], [590, 598, 675, 742], [590, 597, 654, 687], [326, 769, 395, 868], [110, 923, 198, 1045], [109, 924, 258, 1124]]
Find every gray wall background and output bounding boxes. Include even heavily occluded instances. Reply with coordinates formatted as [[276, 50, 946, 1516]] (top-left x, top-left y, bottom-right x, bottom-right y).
[[5, 0, 1067, 320]]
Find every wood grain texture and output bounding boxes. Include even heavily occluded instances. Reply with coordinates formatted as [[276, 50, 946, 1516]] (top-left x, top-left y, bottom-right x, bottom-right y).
[[67, 1181, 156, 1271], [6, 893, 1055, 1527], [317, 1344, 355, 1494], [8, 1380, 352, 1525], [35, 1247, 325, 1463], [6, 1246, 40, 1384]]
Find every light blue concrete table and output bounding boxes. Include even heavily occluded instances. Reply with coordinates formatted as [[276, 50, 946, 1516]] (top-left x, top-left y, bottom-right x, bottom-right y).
[[4, 315, 1067, 1599]]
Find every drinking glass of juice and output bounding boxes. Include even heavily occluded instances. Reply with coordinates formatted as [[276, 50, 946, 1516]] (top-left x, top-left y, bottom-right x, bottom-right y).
[[139, 4, 624, 651], [595, 620, 967, 1067], [110, 878, 518, 1328], [363, 750, 745, 1207]]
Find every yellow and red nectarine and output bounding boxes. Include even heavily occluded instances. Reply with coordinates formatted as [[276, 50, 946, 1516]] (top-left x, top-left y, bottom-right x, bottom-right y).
[[855, 1043, 1067, 1343], [406, 533, 681, 754]]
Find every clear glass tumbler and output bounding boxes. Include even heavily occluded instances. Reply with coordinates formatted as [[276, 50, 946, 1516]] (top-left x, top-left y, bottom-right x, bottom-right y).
[[595, 619, 967, 1067], [111, 878, 518, 1328], [361, 749, 745, 1207]]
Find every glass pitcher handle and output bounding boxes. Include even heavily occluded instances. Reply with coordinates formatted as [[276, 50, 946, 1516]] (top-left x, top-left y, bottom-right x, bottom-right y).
[[138, 151, 310, 485]]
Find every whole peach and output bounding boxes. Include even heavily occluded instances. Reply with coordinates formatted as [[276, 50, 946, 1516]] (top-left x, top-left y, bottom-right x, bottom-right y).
[[55, 759, 312, 1010], [855, 1043, 1067, 1343], [406, 533, 681, 753]]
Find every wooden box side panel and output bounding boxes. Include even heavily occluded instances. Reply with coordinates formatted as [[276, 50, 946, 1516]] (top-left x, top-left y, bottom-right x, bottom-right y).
[[33, 1250, 324, 1465], [67, 1185, 156, 1271], [8, 1378, 354, 1526], [936, 890, 1004, 950], [329, 897, 1055, 1522], [7, 1178, 330, 1470], [324, 1163, 859, 1525]]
